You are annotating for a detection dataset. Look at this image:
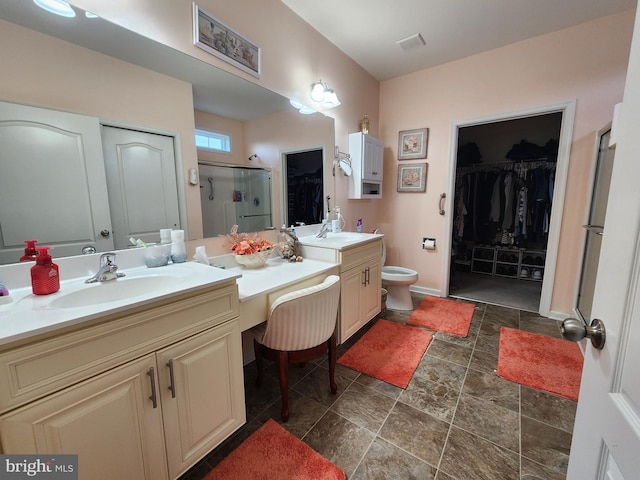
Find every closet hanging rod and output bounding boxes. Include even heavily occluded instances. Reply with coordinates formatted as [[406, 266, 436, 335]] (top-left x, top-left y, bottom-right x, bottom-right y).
[[456, 159, 557, 174]]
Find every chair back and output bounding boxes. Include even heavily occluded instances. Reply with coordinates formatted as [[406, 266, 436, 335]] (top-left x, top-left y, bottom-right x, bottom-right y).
[[261, 275, 340, 351]]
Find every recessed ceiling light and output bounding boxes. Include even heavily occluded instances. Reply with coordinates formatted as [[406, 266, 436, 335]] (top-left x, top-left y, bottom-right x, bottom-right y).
[[33, 0, 76, 18], [396, 33, 426, 51]]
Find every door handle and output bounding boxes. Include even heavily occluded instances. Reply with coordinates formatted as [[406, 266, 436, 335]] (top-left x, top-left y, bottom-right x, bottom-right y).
[[166, 359, 176, 398], [147, 367, 158, 408], [438, 193, 446, 215], [561, 318, 606, 349]]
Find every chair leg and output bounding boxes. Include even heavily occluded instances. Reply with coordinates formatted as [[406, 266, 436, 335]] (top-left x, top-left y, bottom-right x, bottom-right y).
[[328, 333, 337, 394], [253, 339, 263, 387], [276, 351, 290, 422]]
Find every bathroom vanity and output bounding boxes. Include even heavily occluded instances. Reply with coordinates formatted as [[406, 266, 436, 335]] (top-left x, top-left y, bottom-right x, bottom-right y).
[[299, 233, 383, 342], [0, 262, 244, 480]]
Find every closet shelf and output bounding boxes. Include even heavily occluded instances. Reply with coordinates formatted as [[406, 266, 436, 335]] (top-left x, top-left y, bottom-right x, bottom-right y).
[[471, 246, 546, 281]]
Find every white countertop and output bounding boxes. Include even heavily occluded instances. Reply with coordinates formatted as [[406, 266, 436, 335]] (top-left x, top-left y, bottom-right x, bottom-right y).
[[298, 232, 383, 250], [0, 233, 378, 347], [0, 262, 240, 347], [228, 257, 337, 302]]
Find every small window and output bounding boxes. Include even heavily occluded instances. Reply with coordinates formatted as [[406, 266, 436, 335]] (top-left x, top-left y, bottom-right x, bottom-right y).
[[195, 129, 231, 153]]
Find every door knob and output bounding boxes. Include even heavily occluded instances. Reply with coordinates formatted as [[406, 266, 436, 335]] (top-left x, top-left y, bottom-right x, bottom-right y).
[[561, 318, 606, 350], [100, 229, 110, 238]]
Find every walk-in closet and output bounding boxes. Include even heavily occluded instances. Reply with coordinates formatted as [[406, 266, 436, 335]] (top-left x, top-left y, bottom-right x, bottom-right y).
[[450, 113, 562, 311]]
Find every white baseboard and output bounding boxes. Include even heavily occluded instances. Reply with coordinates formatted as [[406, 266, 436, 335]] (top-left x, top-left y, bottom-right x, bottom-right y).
[[410, 285, 441, 297]]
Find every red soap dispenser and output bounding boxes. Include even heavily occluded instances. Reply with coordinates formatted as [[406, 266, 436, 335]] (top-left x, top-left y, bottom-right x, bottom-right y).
[[20, 239, 38, 262], [31, 246, 60, 295]]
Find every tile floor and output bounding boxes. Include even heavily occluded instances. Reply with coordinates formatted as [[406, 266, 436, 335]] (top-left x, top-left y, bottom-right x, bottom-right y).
[[179, 294, 577, 480]]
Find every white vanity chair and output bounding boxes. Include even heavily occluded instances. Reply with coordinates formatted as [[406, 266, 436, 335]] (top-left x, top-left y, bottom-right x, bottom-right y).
[[378, 232, 419, 311], [252, 274, 341, 422]]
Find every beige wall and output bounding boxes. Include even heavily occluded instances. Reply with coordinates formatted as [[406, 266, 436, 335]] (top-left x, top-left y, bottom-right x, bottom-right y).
[[379, 10, 634, 313], [69, 0, 381, 220], [0, 19, 203, 240]]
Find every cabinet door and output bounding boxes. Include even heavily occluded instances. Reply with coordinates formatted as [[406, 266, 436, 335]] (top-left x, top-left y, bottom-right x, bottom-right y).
[[362, 261, 382, 321], [157, 321, 245, 479], [363, 135, 383, 182], [0, 354, 168, 480], [340, 266, 365, 342]]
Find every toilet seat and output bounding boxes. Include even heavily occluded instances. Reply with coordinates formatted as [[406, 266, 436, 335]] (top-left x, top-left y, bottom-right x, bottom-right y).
[[381, 265, 419, 282], [380, 235, 418, 279], [378, 234, 419, 310]]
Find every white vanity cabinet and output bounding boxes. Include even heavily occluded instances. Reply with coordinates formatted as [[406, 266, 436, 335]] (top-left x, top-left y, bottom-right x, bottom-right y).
[[300, 237, 382, 344], [339, 240, 382, 341], [0, 282, 245, 480], [348, 132, 384, 199]]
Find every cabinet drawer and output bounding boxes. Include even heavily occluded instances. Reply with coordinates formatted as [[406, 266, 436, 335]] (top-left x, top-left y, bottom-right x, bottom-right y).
[[0, 285, 238, 413], [339, 240, 382, 272]]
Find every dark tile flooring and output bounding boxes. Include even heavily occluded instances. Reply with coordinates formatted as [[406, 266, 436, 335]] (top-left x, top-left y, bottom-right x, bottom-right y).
[[179, 294, 576, 480]]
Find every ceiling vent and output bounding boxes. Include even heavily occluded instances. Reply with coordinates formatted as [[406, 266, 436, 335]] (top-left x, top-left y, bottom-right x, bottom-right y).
[[396, 33, 426, 51]]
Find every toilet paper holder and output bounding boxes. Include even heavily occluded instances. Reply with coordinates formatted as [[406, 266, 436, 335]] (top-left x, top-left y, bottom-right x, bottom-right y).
[[422, 238, 436, 250]]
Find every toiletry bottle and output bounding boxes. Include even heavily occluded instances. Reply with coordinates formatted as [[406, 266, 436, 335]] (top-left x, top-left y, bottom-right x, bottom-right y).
[[356, 218, 363, 233], [20, 239, 38, 262], [170, 230, 187, 263], [31, 246, 60, 295], [160, 229, 172, 245]]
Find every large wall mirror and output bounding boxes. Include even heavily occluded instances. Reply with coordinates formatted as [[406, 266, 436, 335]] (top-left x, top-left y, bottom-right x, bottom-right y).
[[0, 1, 334, 265]]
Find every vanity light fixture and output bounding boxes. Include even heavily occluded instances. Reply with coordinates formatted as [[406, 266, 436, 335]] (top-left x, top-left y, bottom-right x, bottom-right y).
[[33, 0, 76, 18], [289, 99, 317, 115], [310, 80, 341, 109]]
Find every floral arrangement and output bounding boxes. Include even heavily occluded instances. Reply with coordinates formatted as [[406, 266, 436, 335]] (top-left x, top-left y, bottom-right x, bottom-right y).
[[222, 225, 273, 256]]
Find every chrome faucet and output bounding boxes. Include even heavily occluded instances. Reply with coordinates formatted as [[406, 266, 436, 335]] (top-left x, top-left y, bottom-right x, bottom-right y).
[[316, 222, 331, 238], [85, 252, 126, 283]]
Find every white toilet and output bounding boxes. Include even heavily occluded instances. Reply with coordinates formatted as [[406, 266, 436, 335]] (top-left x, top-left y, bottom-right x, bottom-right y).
[[380, 236, 419, 311]]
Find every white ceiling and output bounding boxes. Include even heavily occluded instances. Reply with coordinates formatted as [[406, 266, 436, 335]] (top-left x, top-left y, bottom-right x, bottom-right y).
[[282, 0, 637, 81]]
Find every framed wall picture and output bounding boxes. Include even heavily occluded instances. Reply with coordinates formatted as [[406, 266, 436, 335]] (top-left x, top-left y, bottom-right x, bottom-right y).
[[193, 4, 261, 78], [398, 128, 428, 160], [397, 163, 428, 192]]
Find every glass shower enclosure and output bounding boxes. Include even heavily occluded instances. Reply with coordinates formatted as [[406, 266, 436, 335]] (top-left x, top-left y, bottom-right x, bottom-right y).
[[199, 163, 273, 237]]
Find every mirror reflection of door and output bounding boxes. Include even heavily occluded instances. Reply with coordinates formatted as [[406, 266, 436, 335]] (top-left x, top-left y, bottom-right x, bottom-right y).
[[577, 128, 614, 322], [101, 126, 181, 250], [0, 101, 114, 263], [284, 149, 324, 227]]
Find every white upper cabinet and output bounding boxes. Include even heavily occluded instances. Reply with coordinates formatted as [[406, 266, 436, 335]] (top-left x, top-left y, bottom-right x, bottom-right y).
[[348, 132, 383, 199]]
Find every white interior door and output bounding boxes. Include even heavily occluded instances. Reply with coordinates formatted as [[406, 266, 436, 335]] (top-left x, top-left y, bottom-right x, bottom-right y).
[[0, 101, 114, 262], [566, 8, 640, 478], [101, 126, 180, 249]]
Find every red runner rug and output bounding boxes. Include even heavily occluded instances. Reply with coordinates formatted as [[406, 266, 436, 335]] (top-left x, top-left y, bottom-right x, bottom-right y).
[[337, 319, 434, 388], [497, 327, 583, 401], [407, 296, 475, 337], [204, 419, 345, 480]]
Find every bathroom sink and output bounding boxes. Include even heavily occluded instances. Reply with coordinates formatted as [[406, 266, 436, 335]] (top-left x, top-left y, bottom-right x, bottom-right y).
[[324, 232, 365, 241], [299, 232, 364, 243], [50, 275, 176, 308]]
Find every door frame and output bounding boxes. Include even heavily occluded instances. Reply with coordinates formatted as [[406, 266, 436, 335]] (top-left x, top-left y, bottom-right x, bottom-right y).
[[441, 100, 576, 318], [572, 122, 612, 326], [280, 144, 326, 227]]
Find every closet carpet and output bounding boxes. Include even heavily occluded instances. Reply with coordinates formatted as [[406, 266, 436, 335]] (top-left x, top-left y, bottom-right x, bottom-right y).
[[450, 271, 542, 312]]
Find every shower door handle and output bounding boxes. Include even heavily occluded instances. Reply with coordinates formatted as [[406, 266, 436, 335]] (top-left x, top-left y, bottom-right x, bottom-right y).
[[438, 193, 446, 215], [582, 224, 604, 236]]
